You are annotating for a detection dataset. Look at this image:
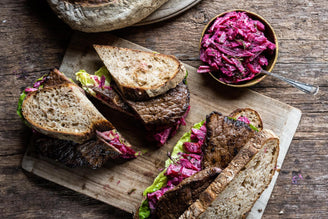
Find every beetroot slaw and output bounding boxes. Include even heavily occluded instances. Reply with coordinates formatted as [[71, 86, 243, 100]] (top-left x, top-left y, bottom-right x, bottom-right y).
[[198, 11, 276, 84]]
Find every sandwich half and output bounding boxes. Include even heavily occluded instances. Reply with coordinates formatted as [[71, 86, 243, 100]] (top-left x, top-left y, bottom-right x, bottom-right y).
[[18, 69, 136, 168], [137, 108, 279, 218], [76, 46, 190, 146]]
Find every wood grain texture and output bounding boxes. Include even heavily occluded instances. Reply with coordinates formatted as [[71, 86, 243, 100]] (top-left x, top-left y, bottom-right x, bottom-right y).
[[1, 0, 327, 218]]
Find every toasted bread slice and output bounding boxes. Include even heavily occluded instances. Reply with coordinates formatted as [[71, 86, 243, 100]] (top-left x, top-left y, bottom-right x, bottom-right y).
[[93, 45, 186, 100], [22, 83, 113, 144], [229, 108, 263, 131], [180, 129, 279, 219]]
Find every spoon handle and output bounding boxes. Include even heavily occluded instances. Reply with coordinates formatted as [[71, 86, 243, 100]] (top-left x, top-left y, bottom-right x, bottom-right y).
[[261, 70, 319, 95]]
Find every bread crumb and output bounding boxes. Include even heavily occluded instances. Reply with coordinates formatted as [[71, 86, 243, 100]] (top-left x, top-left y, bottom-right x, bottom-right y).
[[279, 210, 284, 215]]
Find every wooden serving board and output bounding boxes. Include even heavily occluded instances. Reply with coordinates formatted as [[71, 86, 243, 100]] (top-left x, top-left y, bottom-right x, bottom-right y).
[[22, 33, 301, 218], [136, 0, 202, 26]]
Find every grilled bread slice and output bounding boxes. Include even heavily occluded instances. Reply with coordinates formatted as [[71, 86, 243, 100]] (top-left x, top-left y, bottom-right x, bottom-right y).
[[229, 108, 264, 131], [180, 129, 279, 219], [22, 83, 113, 144], [93, 45, 186, 100]]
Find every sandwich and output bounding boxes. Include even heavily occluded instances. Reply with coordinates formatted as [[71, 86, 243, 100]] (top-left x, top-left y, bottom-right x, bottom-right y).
[[17, 69, 136, 169], [76, 45, 190, 146], [137, 108, 279, 218]]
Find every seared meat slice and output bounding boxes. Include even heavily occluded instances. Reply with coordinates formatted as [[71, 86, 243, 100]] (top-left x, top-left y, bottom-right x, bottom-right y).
[[155, 167, 221, 219], [202, 111, 255, 169], [92, 85, 133, 115], [126, 82, 190, 131], [35, 135, 121, 169]]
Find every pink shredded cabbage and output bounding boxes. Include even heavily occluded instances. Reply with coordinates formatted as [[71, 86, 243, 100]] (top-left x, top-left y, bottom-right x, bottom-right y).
[[152, 106, 191, 146], [146, 122, 207, 211], [96, 130, 136, 159], [25, 87, 38, 92], [198, 11, 276, 83], [237, 116, 251, 124]]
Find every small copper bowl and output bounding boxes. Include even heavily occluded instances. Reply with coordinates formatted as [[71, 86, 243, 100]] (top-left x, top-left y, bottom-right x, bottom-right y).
[[200, 9, 279, 87]]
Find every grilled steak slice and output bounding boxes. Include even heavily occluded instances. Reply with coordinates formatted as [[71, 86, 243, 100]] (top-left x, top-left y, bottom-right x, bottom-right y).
[[202, 111, 255, 169], [126, 82, 190, 131], [92, 86, 133, 115], [35, 135, 121, 169], [156, 167, 221, 219]]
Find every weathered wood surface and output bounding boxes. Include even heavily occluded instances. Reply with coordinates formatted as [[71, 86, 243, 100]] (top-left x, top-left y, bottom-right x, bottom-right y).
[[0, 0, 327, 218], [21, 33, 301, 218]]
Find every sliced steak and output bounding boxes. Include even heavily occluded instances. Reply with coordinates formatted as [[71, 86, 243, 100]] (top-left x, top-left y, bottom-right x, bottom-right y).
[[202, 111, 255, 169], [92, 86, 133, 115], [155, 167, 221, 219], [126, 82, 190, 131], [35, 135, 121, 169]]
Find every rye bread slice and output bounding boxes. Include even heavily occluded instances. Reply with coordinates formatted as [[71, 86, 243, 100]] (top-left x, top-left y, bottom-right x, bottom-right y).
[[180, 129, 280, 218], [22, 83, 113, 144], [93, 45, 186, 100]]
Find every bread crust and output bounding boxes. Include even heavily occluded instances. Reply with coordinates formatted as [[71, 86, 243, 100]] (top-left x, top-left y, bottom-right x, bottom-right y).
[[229, 108, 264, 131], [22, 83, 113, 144], [93, 45, 186, 101], [180, 130, 279, 218], [47, 0, 169, 32]]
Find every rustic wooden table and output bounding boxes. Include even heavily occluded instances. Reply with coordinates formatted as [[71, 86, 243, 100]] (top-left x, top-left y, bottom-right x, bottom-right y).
[[1, 0, 327, 218]]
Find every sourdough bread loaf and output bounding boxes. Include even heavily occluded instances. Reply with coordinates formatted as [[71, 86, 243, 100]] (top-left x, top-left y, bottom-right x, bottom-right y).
[[47, 0, 169, 32], [93, 45, 186, 100]]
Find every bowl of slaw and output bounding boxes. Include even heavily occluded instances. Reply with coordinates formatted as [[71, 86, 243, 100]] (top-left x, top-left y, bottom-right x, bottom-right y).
[[198, 9, 278, 87]]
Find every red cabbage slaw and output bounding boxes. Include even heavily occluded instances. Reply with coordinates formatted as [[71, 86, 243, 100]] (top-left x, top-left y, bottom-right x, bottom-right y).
[[152, 106, 190, 146], [147, 122, 206, 215], [198, 11, 276, 84], [96, 130, 136, 159]]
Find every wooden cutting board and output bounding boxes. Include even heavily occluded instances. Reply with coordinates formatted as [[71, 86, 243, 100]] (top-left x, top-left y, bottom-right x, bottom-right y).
[[22, 33, 301, 218], [136, 0, 202, 26]]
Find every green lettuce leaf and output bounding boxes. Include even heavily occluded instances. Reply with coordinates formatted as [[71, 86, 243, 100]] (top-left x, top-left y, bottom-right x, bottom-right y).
[[184, 70, 188, 85], [95, 66, 111, 83], [16, 74, 47, 123], [75, 67, 111, 96], [17, 92, 27, 120], [138, 199, 151, 219], [138, 120, 205, 219]]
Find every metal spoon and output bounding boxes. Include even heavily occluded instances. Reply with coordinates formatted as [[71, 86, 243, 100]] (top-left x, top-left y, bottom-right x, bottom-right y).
[[261, 69, 319, 95]]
